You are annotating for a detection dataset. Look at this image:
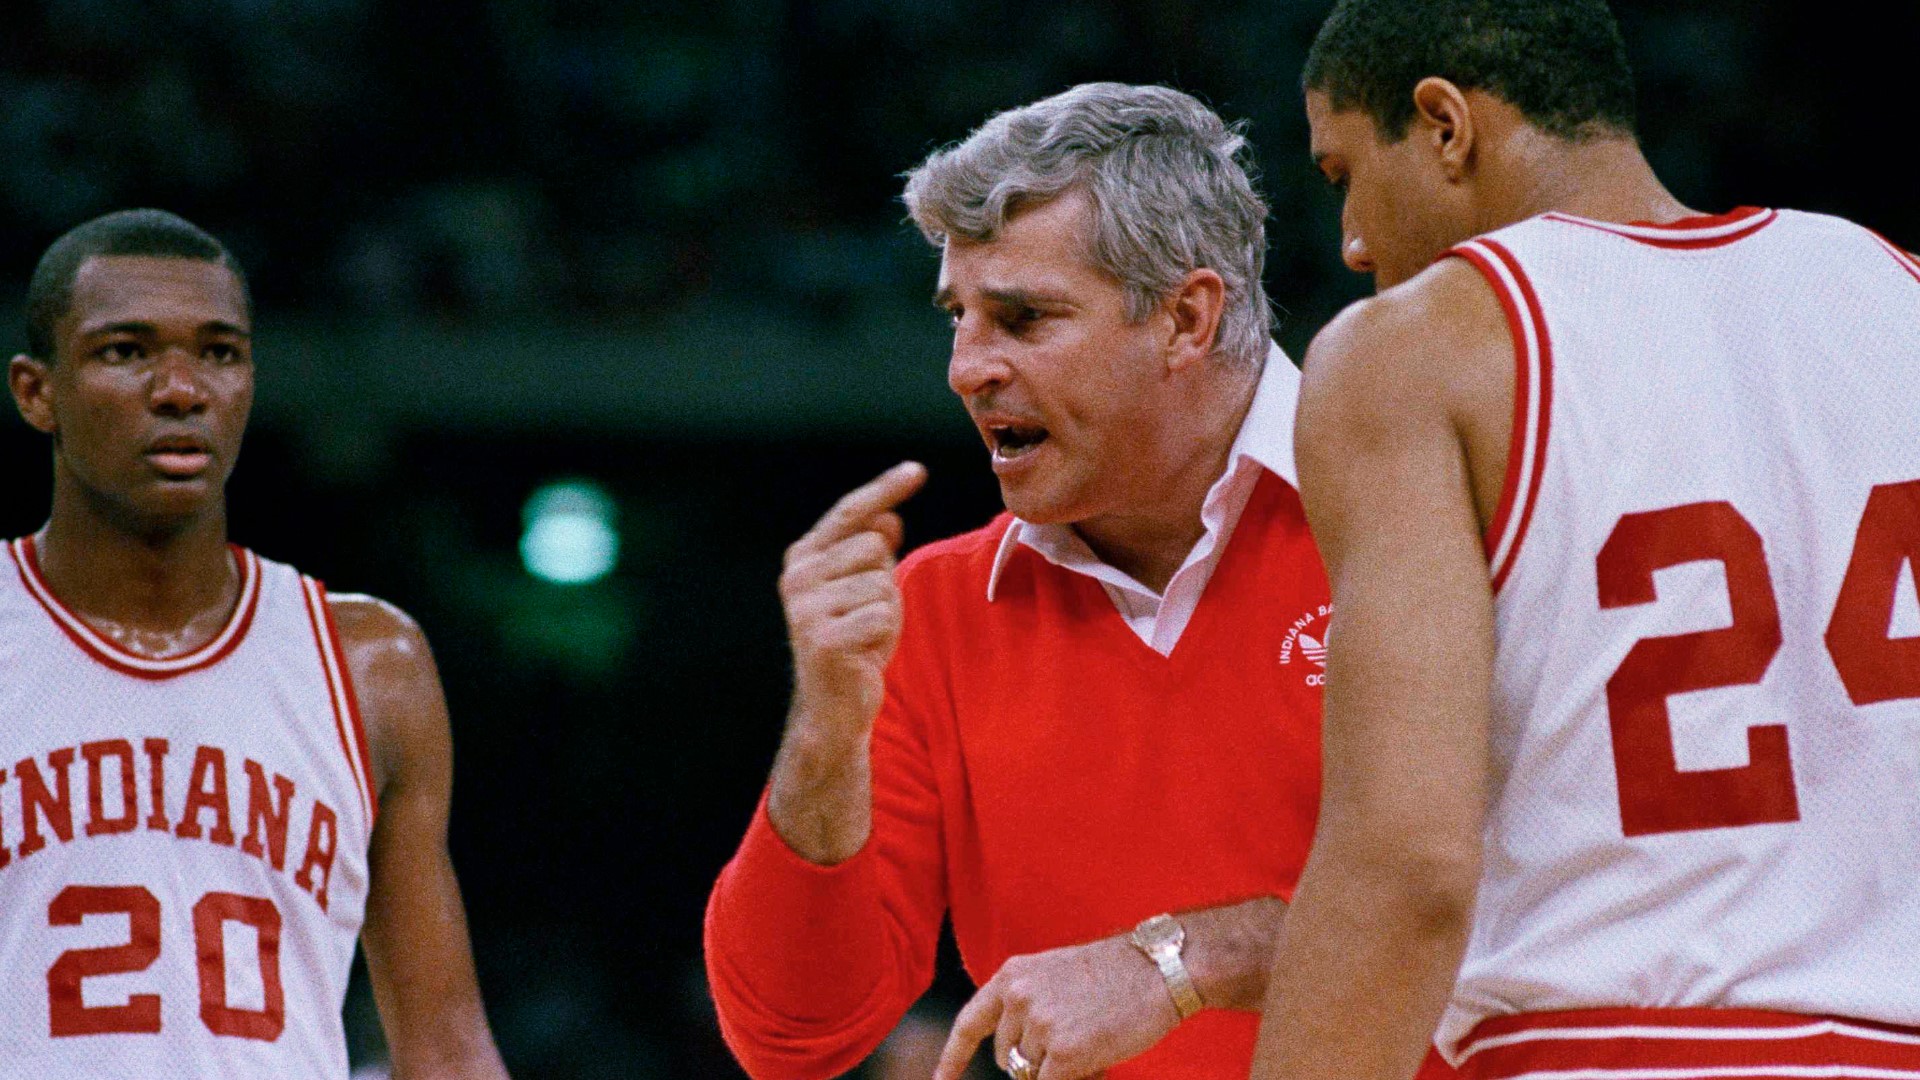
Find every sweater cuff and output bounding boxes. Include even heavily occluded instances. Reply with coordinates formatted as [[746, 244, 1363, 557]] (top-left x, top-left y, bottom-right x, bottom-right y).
[[708, 792, 890, 1019]]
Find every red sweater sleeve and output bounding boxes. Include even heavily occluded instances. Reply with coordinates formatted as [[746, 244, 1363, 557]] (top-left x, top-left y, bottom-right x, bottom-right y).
[[704, 560, 952, 1080]]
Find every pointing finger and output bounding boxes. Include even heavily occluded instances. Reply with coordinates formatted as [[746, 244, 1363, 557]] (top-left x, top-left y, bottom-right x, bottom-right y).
[[798, 462, 926, 555], [933, 981, 1003, 1080]]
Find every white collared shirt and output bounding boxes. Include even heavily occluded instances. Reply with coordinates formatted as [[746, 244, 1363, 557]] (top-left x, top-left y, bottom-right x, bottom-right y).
[[984, 342, 1302, 656]]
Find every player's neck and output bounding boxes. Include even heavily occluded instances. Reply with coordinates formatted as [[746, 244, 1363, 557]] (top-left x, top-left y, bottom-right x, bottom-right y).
[[1491, 134, 1696, 233], [35, 488, 238, 641], [1074, 365, 1260, 595]]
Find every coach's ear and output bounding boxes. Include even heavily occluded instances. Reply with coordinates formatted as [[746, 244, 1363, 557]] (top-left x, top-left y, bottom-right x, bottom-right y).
[[1164, 267, 1227, 373], [9, 354, 57, 435], [1411, 77, 1476, 182]]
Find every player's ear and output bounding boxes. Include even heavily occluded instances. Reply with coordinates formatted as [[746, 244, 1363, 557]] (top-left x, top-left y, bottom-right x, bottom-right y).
[[1163, 267, 1227, 374], [10, 354, 57, 435], [1411, 77, 1476, 181]]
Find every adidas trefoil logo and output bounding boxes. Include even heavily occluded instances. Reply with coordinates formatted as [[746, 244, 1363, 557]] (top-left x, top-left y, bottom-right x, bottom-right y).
[[1279, 603, 1332, 687]]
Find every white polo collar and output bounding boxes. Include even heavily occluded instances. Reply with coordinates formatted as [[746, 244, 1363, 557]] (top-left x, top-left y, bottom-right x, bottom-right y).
[[985, 341, 1300, 602]]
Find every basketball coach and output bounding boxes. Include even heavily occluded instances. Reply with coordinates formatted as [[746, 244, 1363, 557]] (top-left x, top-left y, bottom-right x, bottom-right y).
[[706, 83, 1337, 1080]]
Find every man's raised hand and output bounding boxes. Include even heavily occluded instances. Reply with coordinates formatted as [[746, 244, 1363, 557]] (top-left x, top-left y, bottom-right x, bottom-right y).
[[767, 461, 926, 864], [780, 461, 926, 730]]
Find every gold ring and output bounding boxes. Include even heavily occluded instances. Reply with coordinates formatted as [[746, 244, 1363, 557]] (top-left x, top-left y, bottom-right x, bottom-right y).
[[1006, 1045, 1037, 1080]]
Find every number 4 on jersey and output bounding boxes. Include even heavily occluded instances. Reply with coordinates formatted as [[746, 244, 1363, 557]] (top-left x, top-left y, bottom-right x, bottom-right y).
[[1598, 479, 1920, 838]]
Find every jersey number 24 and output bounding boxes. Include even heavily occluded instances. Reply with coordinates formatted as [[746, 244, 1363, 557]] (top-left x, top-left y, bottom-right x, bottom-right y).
[[1597, 479, 1920, 837]]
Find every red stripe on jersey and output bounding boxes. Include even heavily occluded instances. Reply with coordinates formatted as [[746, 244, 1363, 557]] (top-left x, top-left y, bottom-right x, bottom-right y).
[[1543, 207, 1779, 250], [1445, 244, 1529, 564], [1456, 1008, 1920, 1080], [301, 578, 377, 828], [318, 586, 378, 826], [8, 537, 261, 679], [1444, 240, 1552, 593], [1480, 240, 1553, 595], [1869, 231, 1920, 285]]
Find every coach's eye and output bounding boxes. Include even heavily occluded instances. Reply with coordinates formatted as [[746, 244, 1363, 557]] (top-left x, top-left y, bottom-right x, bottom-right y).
[[97, 341, 144, 363], [1003, 307, 1041, 332], [205, 343, 244, 364]]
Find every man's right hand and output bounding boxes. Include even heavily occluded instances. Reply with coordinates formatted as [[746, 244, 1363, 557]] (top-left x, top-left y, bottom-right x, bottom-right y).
[[767, 461, 927, 864]]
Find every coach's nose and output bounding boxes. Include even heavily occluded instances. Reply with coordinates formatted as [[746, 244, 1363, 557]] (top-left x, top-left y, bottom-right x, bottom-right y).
[[947, 318, 1013, 398]]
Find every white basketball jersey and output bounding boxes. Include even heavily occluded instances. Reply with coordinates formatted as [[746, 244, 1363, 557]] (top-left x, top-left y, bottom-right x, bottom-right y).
[[0, 539, 376, 1078], [1438, 208, 1920, 1057]]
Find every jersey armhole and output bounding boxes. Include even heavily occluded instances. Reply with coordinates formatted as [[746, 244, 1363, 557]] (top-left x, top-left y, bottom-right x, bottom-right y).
[[300, 577, 379, 829], [1442, 239, 1553, 594], [1867, 229, 1920, 285]]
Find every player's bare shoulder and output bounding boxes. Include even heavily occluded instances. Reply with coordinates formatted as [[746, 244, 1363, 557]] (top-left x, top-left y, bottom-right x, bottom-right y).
[[325, 593, 450, 795], [1300, 258, 1516, 533], [1305, 257, 1508, 413]]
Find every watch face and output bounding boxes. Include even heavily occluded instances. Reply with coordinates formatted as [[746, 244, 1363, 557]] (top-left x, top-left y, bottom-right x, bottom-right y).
[[1135, 914, 1182, 952]]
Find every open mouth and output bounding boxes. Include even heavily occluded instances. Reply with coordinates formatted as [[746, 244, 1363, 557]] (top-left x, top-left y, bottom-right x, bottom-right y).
[[988, 422, 1049, 461]]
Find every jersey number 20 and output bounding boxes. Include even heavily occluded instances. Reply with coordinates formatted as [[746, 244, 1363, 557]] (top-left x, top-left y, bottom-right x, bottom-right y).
[[46, 884, 284, 1040], [1598, 480, 1920, 837]]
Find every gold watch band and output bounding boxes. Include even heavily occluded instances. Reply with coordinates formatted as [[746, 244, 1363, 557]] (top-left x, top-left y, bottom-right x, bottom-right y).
[[1130, 913, 1204, 1020], [1149, 945, 1204, 1019]]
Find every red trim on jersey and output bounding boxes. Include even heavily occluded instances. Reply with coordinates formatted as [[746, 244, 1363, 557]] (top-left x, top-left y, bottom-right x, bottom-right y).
[[1444, 239, 1552, 594], [1544, 206, 1779, 250], [8, 537, 261, 680], [1869, 230, 1920, 285], [300, 578, 377, 828], [318, 586, 378, 825], [1447, 243, 1528, 562], [1456, 1007, 1920, 1079], [1481, 240, 1553, 595]]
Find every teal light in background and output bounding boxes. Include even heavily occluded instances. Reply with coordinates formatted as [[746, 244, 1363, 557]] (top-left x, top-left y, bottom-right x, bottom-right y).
[[521, 480, 620, 585]]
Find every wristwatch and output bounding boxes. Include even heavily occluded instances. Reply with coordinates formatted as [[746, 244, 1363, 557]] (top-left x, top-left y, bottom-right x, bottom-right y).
[[1129, 913, 1204, 1020]]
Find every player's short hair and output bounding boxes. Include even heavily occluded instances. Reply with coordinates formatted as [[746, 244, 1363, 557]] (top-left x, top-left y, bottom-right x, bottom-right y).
[[1304, 0, 1637, 142], [903, 82, 1273, 369], [24, 209, 250, 362]]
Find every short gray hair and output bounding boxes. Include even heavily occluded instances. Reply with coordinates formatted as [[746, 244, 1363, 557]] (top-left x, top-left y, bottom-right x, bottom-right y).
[[903, 82, 1273, 368]]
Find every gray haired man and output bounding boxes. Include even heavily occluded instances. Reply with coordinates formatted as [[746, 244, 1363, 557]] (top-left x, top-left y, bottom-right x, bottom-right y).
[[704, 83, 1335, 1080]]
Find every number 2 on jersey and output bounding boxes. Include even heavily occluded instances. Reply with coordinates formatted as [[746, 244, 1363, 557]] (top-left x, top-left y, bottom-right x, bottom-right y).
[[46, 885, 285, 1040], [1598, 480, 1920, 837]]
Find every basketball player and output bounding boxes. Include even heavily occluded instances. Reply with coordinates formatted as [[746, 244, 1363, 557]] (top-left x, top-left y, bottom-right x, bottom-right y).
[[1, 210, 510, 1078], [1246, 2, 1920, 1079]]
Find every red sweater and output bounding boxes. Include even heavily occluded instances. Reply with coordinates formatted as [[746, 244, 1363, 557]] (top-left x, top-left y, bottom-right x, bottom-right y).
[[706, 473, 1331, 1079]]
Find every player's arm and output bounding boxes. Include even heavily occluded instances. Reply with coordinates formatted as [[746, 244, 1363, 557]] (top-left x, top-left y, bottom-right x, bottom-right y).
[[332, 595, 511, 1080], [1249, 264, 1507, 1080]]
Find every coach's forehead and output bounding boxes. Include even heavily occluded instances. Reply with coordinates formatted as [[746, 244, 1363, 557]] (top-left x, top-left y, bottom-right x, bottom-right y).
[[935, 190, 1105, 298], [65, 256, 250, 337]]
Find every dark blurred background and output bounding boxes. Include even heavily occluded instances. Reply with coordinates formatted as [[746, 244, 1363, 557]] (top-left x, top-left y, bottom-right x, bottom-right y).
[[0, 2, 1912, 1076]]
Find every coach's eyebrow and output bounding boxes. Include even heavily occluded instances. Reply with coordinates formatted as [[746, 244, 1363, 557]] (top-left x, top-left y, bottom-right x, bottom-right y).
[[933, 285, 1068, 311], [202, 321, 252, 338], [981, 287, 1058, 309]]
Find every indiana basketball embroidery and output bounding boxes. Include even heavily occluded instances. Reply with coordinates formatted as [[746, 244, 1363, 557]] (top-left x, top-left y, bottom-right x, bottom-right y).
[[1279, 603, 1332, 687]]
